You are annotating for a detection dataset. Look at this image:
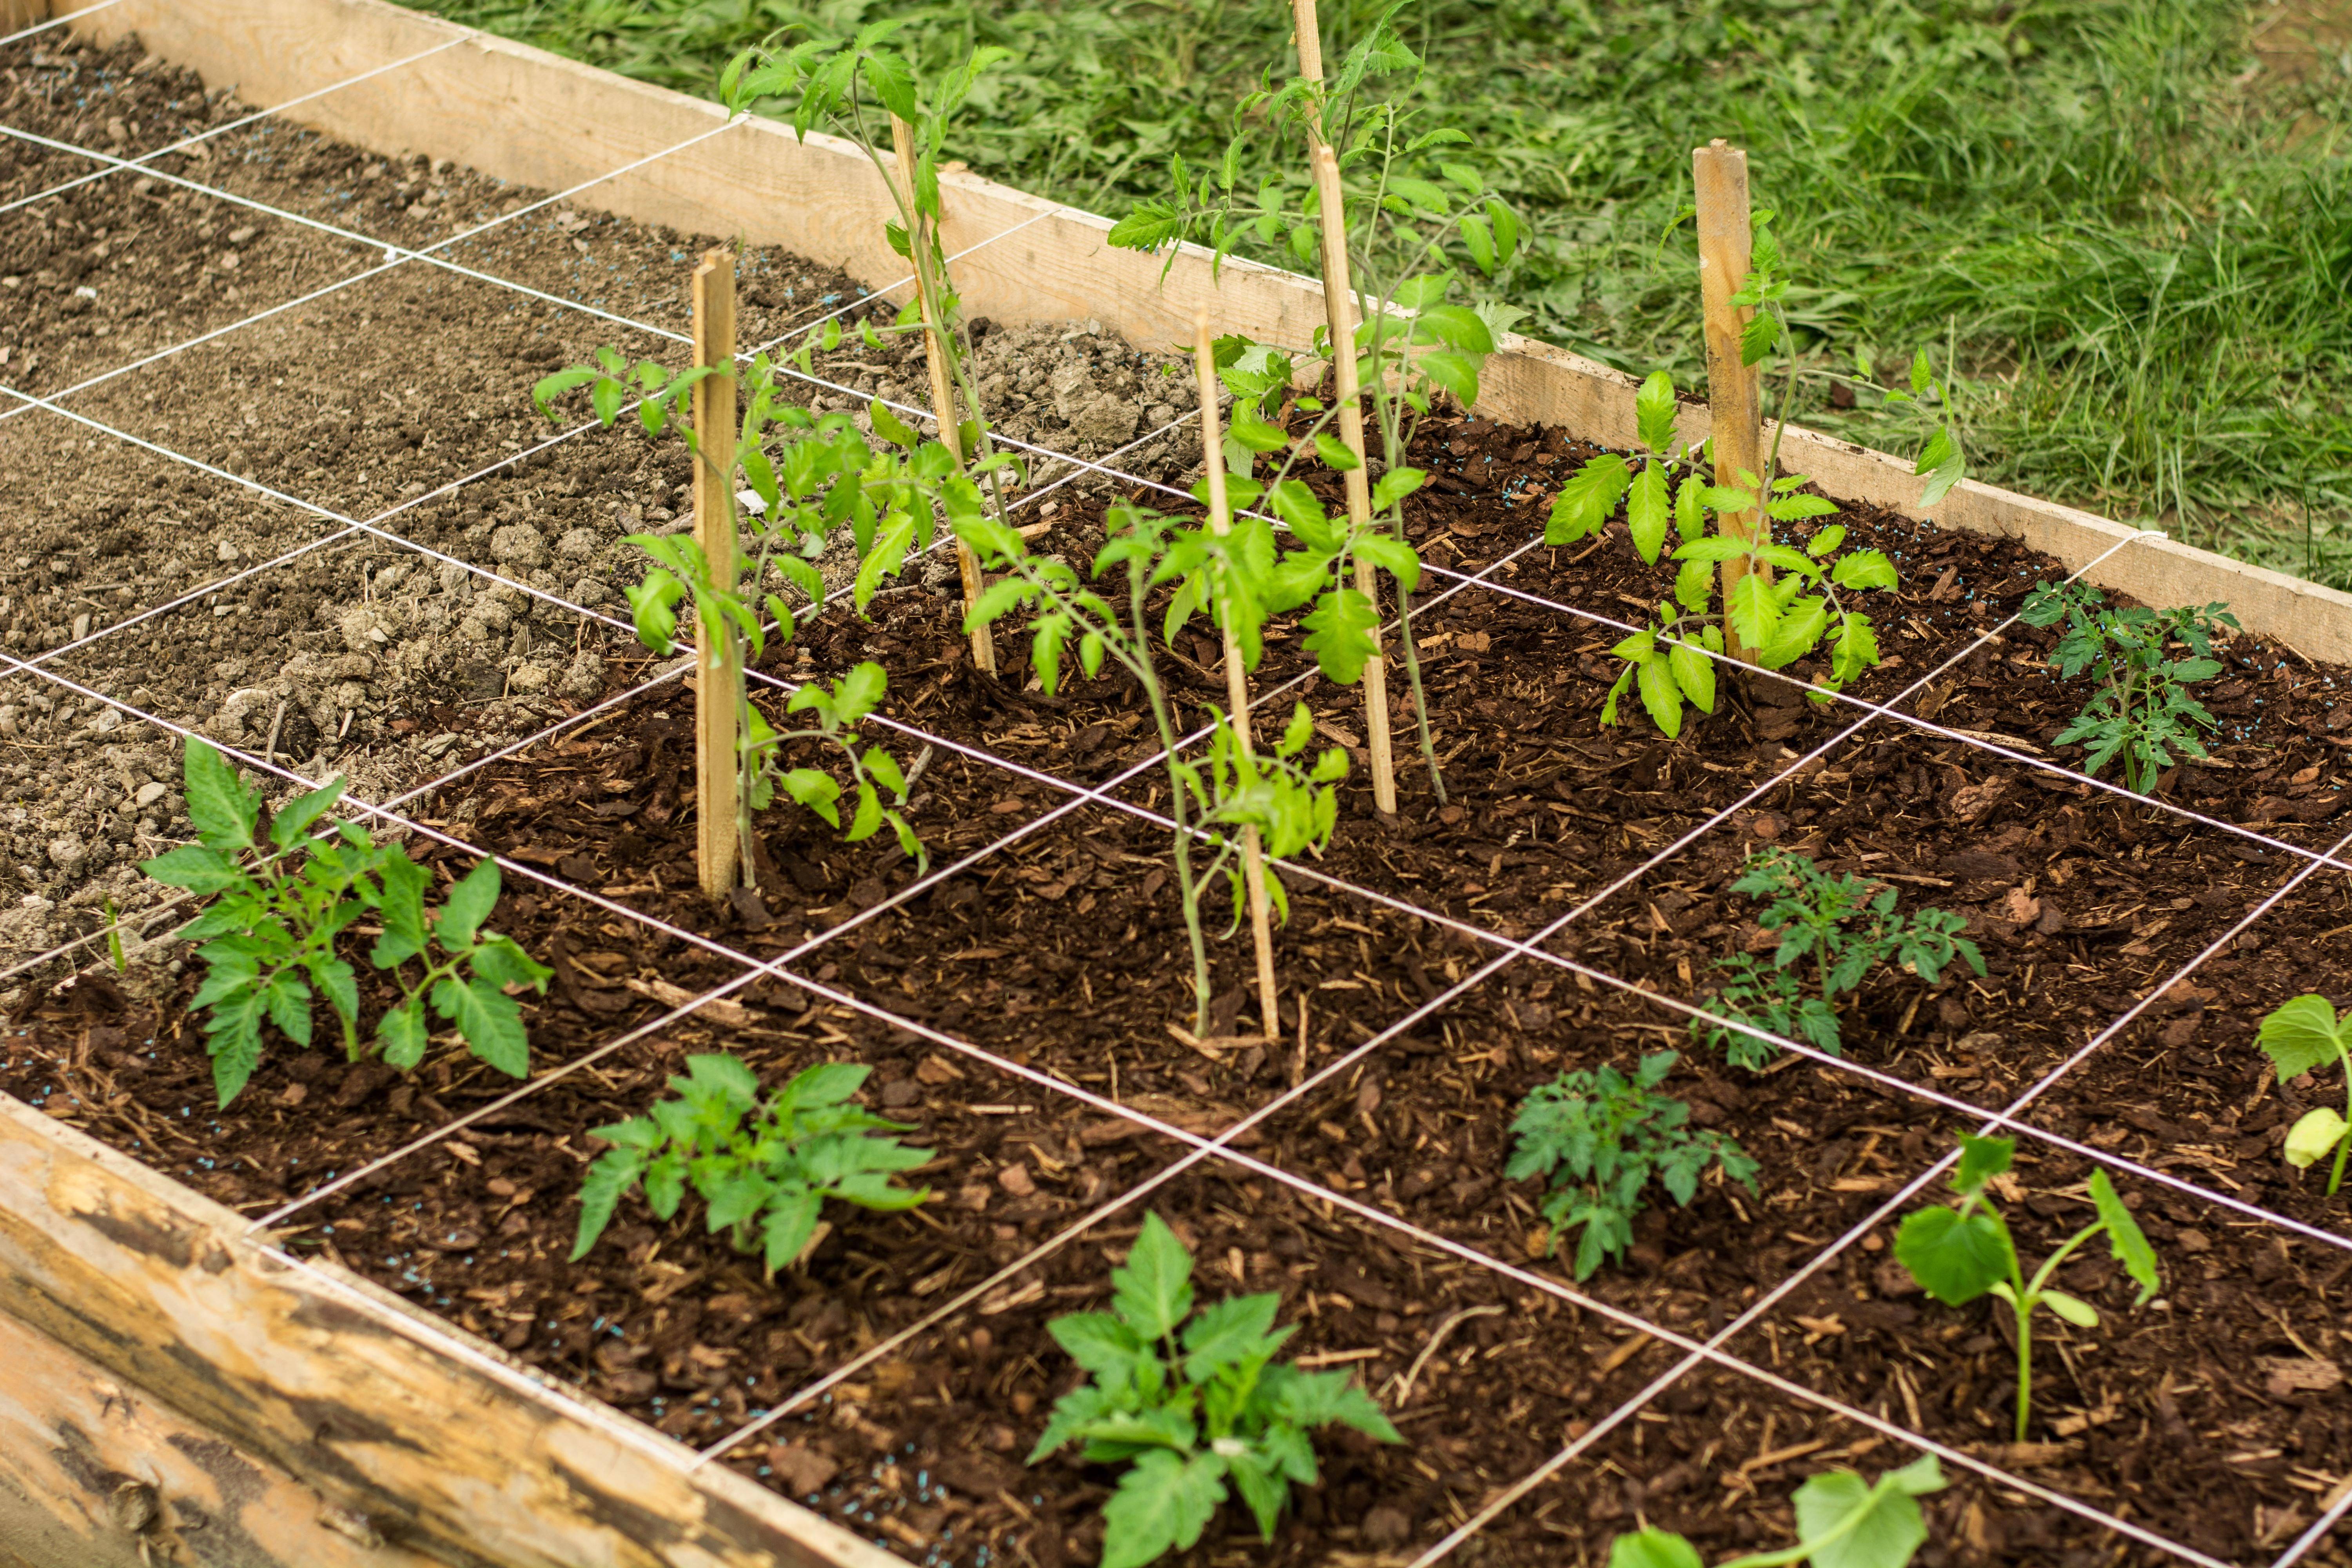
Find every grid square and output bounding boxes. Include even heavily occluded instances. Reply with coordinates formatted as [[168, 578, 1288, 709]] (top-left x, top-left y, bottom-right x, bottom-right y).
[[45, 261, 672, 519], [1722, 1145, 2352, 1565], [0, 163, 385, 396], [0, 404, 342, 662], [1455, 1359, 2208, 1566]]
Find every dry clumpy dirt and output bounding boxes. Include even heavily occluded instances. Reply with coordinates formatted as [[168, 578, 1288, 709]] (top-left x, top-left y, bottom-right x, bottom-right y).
[[0, 27, 1191, 971]]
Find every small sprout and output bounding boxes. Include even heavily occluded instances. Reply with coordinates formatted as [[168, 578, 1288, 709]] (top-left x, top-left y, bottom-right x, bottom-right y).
[[2257, 993, 2352, 1193], [2018, 581, 2237, 794], [141, 738, 550, 1107], [573, 1054, 930, 1273], [1613, 1454, 1945, 1567], [1506, 1049, 1757, 1279], [1694, 848, 1982, 1069], [1895, 1134, 2159, 1442], [1028, 1212, 1400, 1568]]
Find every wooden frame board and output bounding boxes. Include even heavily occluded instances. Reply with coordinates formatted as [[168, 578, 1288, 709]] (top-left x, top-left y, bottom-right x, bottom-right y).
[[7, 0, 2352, 1563]]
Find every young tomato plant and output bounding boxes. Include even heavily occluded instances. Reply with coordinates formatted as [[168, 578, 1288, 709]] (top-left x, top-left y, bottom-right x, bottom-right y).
[[1547, 368, 1901, 735], [1028, 1212, 1400, 1568], [536, 354, 933, 873], [572, 1053, 930, 1275], [140, 739, 549, 1107], [720, 27, 1030, 541], [1610, 1455, 1945, 1568], [1110, 9, 1519, 800], [2257, 994, 2352, 1194], [1895, 1134, 2160, 1443], [2017, 580, 2238, 793], [1693, 849, 1983, 1069], [1506, 1049, 1757, 1281], [956, 499, 1347, 1033]]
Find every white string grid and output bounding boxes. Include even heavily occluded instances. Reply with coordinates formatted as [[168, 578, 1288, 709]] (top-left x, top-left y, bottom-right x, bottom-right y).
[[4, 67, 2348, 1568], [9, 412, 2337, 1565]]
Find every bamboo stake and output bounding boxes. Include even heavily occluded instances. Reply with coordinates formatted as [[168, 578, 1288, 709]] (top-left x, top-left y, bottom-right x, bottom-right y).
[[1693, 139, 1770, 664], [1193, 310, 1281, 1042], [690, 247, 740, 900], [1291, 0, 1398, 817], [890, 112, 997, 677]]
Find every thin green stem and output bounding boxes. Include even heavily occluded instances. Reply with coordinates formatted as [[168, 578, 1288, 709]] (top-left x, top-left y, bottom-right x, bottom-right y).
[[2332, 1041, 2352, 1196]]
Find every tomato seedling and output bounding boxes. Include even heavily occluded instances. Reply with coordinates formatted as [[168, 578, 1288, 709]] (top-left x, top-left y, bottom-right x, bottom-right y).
[[1109, 8, 1519, 801], [1895, 1134, 2159, 1443], [1611, 1454, 1944, 1567], [2257, 993, 2352, 1193], [2017, 580, 2238, 794], [140, 738, 550, 1107], [956, 499, 1347, 1033], [1029, 1212, 1400, 1568], [1506, 1049, 1757, 1280], [1693, 849, 1982, 1070], [537, 356, 935, 874], [573, 1053, 930, 1274]]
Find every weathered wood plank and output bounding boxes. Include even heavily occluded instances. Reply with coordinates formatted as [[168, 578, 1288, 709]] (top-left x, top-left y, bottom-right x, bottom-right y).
[[0, 1307, 449, 1568], [0, 1097, 903, 1568]]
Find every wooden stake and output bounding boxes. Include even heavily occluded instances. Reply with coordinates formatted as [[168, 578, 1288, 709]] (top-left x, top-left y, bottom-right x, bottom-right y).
[[1693, 139, 1769, 663], [1193, 311, 1281, 1042], [890, 113, 997, 677], [1292, 0, 1397, 817], [690, 247, 740, 901]]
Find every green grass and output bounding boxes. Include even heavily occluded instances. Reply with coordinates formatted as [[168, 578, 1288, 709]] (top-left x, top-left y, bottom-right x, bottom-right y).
[[412, 0, 2352, 584]]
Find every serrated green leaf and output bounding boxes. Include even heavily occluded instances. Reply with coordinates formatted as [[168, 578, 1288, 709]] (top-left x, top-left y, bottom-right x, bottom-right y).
[[1636, 655, 1683, 739], [140, 846, 246, 895], [1831, 549, 1900, 592], [437, 859, 501, 949], [1634, 371, 1678, 456], [434, 975, 530, 1079], [1894, 1205, 2010, 1305], [183, 738, 259, 851], [1607, 1530, 1704, 1568], [1668, 640, 1716, 714], [1112, 1212, 1194, 1340], [1625, 463, 1670, 564], [572, 1147, 644, 1259], [1100, 1450, 1226, 1568], [379, 999, 429, 1071]]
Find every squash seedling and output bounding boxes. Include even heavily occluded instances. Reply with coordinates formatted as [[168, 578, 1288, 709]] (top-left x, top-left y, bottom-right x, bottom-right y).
[[1109, 0, 1519, 809], [1028, 1212, 1400, 1568], [1693, 849, 1981, 1069], [141, 738, 551, 1107], [2017, 580, 2237, 793], [1611, 1454, 1944, 1567], [1894, 1134, 2160, 1443], [573, 1053, 930, 1274], [1506, 1049, 1757, 1280], [2256, 994, 2352, 1194]]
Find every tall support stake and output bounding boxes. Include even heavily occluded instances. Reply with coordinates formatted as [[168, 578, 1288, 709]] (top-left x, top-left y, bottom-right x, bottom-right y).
[[890, 113, 997, 677], [1693, 139, 1769, 663], [1292, 0, 1397, 816], [1193, 312, 1282, 1042], [691, 247, 740, 900]]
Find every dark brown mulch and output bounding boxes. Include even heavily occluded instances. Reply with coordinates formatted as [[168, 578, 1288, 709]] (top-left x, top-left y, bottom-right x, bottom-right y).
[[11, 293, 2352, 1566]]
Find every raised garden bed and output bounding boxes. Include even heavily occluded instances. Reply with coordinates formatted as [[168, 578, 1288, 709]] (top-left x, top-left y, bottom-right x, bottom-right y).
[[8, 3, 2352, 1568]]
